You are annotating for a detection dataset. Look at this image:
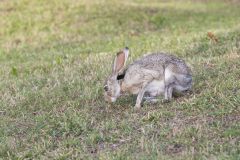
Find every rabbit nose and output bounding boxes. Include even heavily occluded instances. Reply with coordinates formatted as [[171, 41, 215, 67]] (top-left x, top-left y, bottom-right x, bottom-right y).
[[104, 94, 116, 103]]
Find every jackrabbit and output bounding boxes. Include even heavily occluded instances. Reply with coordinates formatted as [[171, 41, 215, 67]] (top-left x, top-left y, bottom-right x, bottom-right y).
[[103, 47, 192, 109]]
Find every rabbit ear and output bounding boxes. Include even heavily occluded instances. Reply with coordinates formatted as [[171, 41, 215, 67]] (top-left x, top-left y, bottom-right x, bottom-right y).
[[112, 47, 129, 75]]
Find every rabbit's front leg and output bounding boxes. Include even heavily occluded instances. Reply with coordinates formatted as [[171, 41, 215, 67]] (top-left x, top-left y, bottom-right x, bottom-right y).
[[134, 87, 147, 109]]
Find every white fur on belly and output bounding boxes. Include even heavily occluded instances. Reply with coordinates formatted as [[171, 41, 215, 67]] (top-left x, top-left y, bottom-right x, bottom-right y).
[[145, 80, 165, 97]]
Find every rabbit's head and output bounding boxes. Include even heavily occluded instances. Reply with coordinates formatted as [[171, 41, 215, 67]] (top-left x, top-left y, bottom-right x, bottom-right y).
[[104, 47, 129, 103]]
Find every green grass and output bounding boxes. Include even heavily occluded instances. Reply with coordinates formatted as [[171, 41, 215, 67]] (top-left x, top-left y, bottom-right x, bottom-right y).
[[0, 0, 240, 159]]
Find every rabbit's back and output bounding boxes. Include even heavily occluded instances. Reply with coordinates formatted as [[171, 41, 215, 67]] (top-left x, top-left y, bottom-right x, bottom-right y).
[[133, 53, 191, 75]]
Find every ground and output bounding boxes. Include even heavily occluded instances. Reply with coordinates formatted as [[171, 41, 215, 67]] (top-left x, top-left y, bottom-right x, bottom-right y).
[[0, 0, 240, 159]]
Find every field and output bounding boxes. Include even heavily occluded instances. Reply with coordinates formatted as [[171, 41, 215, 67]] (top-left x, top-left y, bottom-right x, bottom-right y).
[[0, 0, 240, 159]]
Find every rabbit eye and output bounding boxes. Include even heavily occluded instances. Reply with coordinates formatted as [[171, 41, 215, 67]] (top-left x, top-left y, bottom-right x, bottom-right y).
[[104, 85, 108, 91]]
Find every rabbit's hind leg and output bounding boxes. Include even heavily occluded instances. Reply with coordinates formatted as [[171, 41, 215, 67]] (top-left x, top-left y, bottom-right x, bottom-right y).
[[164, 83, 174, 102]]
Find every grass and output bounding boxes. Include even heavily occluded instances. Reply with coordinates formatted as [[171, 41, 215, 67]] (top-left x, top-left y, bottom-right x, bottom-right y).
[[0, 0, 240, 159]]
